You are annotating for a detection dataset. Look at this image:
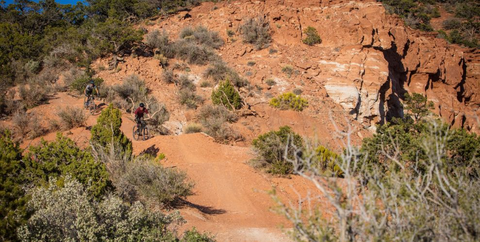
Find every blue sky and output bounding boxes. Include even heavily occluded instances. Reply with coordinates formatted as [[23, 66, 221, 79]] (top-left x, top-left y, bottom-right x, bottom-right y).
[[3, 0, 83, 6]]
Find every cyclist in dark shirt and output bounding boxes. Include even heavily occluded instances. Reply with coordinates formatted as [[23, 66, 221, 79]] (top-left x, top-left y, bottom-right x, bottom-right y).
[[84, 80, 99, 107]]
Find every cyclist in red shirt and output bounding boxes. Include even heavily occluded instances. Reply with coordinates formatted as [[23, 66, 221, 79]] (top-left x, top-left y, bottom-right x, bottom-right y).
[[134, 103, 150, 133]]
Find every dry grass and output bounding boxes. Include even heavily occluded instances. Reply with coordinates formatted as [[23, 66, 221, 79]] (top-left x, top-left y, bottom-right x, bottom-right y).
[[57, 107, 87, 129]]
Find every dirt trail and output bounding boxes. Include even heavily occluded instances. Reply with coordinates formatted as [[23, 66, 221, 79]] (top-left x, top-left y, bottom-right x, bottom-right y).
[[132, 133, 303, 241]]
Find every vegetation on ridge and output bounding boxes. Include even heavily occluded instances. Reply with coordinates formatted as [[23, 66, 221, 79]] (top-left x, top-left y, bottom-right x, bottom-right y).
[[380, 0, 479, 48]]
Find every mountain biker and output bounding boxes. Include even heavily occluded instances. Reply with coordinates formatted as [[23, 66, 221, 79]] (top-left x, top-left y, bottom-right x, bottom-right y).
[[84, 80, 100, 107], [134, 103, 150, 132]]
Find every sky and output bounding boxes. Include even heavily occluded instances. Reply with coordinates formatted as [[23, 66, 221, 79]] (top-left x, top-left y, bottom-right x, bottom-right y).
[[3, 0, 83, 6]]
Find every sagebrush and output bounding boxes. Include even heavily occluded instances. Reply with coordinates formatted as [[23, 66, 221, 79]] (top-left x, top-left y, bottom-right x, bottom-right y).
[[269, 92, 308, 111], [239, 16, 272, 50]]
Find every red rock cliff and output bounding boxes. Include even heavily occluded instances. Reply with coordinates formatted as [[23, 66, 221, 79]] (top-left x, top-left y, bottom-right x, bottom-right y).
[[155, 0, 480, 132]]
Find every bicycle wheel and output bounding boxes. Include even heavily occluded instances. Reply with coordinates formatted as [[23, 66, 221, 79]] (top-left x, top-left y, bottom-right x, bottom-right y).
[[133, 126, 140, 141], [89, 102, 96, 115], [142, 125, 149, 140]]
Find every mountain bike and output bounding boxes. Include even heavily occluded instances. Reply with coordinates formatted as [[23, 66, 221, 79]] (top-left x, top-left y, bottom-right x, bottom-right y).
[[133, 119, 149, 141], [84, 95, 98, 115]]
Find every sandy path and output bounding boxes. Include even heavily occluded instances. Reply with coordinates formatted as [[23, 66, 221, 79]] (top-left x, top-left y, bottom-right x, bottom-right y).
[[132, 133, 296, 241]]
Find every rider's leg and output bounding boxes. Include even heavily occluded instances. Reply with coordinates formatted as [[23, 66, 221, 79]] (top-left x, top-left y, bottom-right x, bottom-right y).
[[135, 119, 141, 134]]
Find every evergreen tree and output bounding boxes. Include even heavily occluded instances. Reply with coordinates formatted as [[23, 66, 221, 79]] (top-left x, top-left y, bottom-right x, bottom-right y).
[[24, 133, 111, 199], [0, 130, 27, 241], [211, 79, 242, 110], [91, 104, 132, 156]]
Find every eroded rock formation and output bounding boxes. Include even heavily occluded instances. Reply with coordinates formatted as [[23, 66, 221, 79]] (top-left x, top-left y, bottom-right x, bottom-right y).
[[266, 0, 479, 131], [148, 0, 480, 132]]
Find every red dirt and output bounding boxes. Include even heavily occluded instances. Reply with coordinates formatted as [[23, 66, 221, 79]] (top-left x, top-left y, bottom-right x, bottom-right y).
[[1, 91, 323, 241]]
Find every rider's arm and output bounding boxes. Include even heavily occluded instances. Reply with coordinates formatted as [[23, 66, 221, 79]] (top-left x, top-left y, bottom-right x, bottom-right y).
[[133, 108, 139, 119]]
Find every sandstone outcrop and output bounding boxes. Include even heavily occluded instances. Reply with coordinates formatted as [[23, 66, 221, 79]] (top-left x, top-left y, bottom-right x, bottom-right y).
[[146, 0, 480, 132]]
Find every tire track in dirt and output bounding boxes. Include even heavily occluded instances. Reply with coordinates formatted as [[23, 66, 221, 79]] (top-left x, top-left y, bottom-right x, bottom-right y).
[[134, 134, 294, 241]]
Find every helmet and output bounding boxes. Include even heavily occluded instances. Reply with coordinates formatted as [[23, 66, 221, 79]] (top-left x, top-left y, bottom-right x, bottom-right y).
[[139, 103, 145, 107], [90, 80, 95, 84]]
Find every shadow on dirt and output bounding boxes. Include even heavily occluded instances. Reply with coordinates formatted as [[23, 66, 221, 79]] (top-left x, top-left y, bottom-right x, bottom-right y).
[[178, 199, 227, 215], [139, 145, 160, 157]]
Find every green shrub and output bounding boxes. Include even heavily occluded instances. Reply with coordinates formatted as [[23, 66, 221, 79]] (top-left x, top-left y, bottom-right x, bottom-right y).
[[380, 0, 436, 31], [24, 133, 111, 199], [91, 104, 132, 156], [180, 27, 195, 40], [211, 80, 242, 110], [18, 177, 180, 241], [0, 130, 28, 241], [361, 116, 480, 178], [273, 119, 480, 242], [239, 16, 272, 50], [57, 107, 87, 129], [252, 126, 304, 175], [155, 153, 166, 162], [404, 92, 434, 122], [313, 146, 343, 177], [181, 227, 215, 242], [89, 18, 143, 57], [455, 2, 480, 20], [448, 29, 479, 48], [302, 26, 322, 45], [269, 92, 308, 111]]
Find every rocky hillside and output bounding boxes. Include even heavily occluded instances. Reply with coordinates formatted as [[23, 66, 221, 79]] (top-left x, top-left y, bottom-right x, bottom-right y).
[[2, 0, 480, 241], [109, 0, 479, 133]]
